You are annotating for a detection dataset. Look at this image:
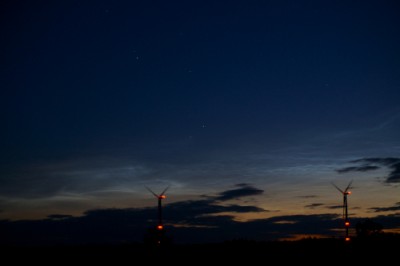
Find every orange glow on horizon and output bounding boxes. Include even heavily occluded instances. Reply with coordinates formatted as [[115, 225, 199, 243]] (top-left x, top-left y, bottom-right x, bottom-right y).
[[278, 234, 331, 241]]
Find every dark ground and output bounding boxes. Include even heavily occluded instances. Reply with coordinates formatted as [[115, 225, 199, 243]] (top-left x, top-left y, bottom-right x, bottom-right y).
[[2, 235, 399, 264]]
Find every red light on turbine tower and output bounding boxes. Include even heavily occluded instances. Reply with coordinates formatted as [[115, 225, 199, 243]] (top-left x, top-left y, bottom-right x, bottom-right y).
[[345, 221, 350, 227], [345, 237, 351, 242], [160, 195, 166, 199], [157, 225, 163, 230]]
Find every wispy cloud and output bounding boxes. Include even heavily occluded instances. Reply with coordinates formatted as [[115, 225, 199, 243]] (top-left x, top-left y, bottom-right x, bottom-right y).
[[214, 184, 264, 201], [47, 214, 73, 220], [326, 205, 343, 209], [298, 195, 318, 198], [369, 202, 400, 213], [304, 203, 324, 209], [336, 165, 380, 173], [0, 160, 152, 198], [336, 157, 400, 183]]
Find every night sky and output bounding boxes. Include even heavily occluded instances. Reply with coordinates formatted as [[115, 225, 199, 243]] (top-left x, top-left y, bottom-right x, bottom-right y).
[[1, 0, 400, 244]]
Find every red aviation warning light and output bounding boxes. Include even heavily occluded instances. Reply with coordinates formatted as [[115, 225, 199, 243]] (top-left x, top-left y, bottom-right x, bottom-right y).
[[345, 237, 351, 242], [157, 225, 164, 230], [345, 221, 350, 227]]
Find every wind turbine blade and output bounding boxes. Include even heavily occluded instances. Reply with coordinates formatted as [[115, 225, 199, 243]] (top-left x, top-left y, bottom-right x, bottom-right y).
[[344, 180, 353, 193], [331, 182, 344, 193], [145, 186, 159, 198], [160, 185, 170, 196]]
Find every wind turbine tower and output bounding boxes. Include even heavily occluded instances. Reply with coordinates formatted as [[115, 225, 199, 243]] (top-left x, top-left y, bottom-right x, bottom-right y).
[[332, 180, 353, 241], [146, 185, 169, 230]]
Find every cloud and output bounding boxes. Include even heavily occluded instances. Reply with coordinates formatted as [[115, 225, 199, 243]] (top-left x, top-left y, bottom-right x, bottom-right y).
[[304, 203, 324, 209], [327, 205, 343, 209], [214, 184, 264, 201], [167, 200, 265, 217], [336, 165, 380, 173], [336, 157, 400, 183], [0, 158, 153, 198], [298, 195, 318, 198], [369, 202, 400, 213], [47, 214, 73, 220]]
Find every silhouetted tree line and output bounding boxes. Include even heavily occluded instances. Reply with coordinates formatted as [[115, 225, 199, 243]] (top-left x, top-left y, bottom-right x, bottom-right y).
[[355, 218, 383, 238]]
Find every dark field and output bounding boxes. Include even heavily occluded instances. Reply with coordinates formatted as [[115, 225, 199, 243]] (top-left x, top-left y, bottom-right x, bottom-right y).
[[3, 235, 399, 264]]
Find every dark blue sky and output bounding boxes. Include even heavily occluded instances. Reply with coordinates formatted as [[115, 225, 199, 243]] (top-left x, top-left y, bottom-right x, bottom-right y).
[[1, 0, 399, 243]]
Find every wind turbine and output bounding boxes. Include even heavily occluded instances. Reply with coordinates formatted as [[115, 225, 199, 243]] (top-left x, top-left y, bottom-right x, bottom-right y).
[[146, 185, 170, 230], [332, 180, 353, 241]]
